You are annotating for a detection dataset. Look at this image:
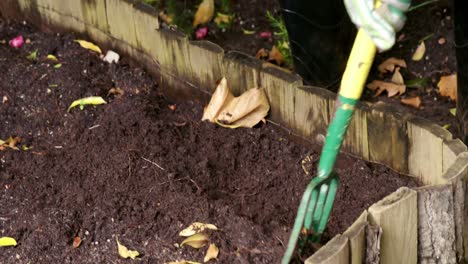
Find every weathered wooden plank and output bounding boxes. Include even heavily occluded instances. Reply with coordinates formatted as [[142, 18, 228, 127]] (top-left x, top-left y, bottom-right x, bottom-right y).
[[343, 211, 368, 264], [305, 235, 349, 264], [34, 6, 86, 34], [81, 0, 109, 32], [442, 138, 467, 174], [187, 41, 224, 93], [417, 184, 457, 264], [368, 187, 417, 264], [133, 2, 160, 56], [222, 51, 263, 96], [408, 116, 453, 185], [366, 224, 382, 264], [442, 152, 468, 261], [367, 102, 411, 173], [294, 86, 334, 144], [105, 0, 138, 48], [260, 65, 303, 128]]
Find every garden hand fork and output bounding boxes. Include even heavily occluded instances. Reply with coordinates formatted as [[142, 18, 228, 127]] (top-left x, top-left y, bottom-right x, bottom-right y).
[[281, 17, 378, 264]]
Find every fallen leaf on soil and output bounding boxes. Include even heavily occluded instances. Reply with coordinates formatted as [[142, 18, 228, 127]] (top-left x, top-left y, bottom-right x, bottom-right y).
[[72, 236, 82, 248], [438, 74, 457, 101], [0, 136, 22, 150], [391, 67, 404, 85], [54, 63, 62, 69], [9, 36, 24, 48], [179, 222, 218, 237], [204, 243, 219, 262], [68, 96, 107, 112], [438, 37, 446, 45], [202, 77, 270, 128], [116, 239, 140, 259], [47, 54, 58, 61], [214, 12, 232, 26], [450, 108, 456, 116], [26, 49, 38, 60], [405, 77, 428, 88], [180, 233, 209, 249], [401, 96, 422, 108], [255, 48, 269, 59], [193, 0, 214, 28], [412, 41, 426, 61], [268, 45, 284, 65], [168, 104, 177, 111], [377, 57, 407, 73], [2, 96, 8, 103], [196, 27, 209, 40], [159, 11, 173, 24], [367, 80, 406, 97], [74, 40, 102, 54], [108, 88, 125, 97], [0, 237, 17, 247], [241, 28, 255, 35]]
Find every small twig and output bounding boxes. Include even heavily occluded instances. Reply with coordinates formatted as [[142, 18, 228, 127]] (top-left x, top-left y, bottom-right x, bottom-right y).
[[158, 176, 189, 186], [407, 0, 438, 12], [275, 235, 285, 247], [141, 157, 165, 171], [88, 124, 100, 130]]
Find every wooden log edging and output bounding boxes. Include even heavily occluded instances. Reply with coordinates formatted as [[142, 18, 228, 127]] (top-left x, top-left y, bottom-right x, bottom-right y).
[[2, 1, 468, 263]]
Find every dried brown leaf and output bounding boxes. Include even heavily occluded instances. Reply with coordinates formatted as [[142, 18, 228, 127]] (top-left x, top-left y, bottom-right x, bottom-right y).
[[180, 233, 208, 249], [179, 223, 218, 237], [437, 74, 457, 101], [108, 87, 124, 97], [72, 236, 82, 248], [193, 0, 214, 28], [391, 67, 404, 85], [401, 96, 422, 108], [377, 57, 407, 73], [367, 80, 406, 97], [268, 46, 284, 66], [255, 48, 268, 60]]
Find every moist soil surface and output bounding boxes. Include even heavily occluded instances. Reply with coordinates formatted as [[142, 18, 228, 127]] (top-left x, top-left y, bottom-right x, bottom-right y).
[[0, 22, 419, 263]]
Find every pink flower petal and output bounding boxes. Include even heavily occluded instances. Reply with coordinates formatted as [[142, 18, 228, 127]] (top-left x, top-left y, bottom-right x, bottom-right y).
[[259, 31, 272, 39], [9, 36, 24, 49], [196, 27, 208, 40]]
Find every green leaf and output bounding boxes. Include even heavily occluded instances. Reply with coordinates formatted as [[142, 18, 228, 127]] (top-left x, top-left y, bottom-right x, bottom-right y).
[[47, 54, 58, 61], [405, 78, 428, 88], [450, 108, 456, 116], [26, 49, 38, 60], [49, 84, 58, 88], [54, 63, 62, 69], [67, 96, 107, 112], [241, 28, 255, 35], [0, 237, 17, 247]]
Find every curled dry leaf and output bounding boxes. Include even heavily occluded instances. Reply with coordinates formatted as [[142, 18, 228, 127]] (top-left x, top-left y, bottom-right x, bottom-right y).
[[193, 0, 214, 28], [68, 96, 107, 112], [437, 74, 457, 101], [179, 222, 218, 237], [367, 80, 406, 97], [74, 40, 102, 54], [202, 78, 270, 128], [108, 88, 125, 97], [0, 136, 22, 150], [412, 41, 426, 61], [204, 243, 219, 262], [255, 48, 269, 59], [116, 239, 140, 259], [401, 96, 422, 109], [268, 46, 284, 66], [377, 57, 407, 73], [180, 233, 209, 249], [0, 237, 17, 247], [391, 67, 404, 85], [72, 236, 82, 248]]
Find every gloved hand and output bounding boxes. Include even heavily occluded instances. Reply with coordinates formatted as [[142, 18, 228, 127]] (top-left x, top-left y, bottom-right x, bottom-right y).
[[344, 0, 411, 51]]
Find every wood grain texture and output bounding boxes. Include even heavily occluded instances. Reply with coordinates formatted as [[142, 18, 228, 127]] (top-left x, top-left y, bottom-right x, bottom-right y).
[[305, 235, 349, 264], [408, 116, 453, 185], [366, 224, 382, 264], [368, 187, 418, 264], [417, 184, 457, 264], [343, 211, 368, 264], [81, 0, 109, 31], [105, 0, 137, 47], [260, 65, 303, 128], [188, 41, 224, 92], [133, 3, 160, 56], [442, 138, 467, 174], [222, 51, 263, 96], [367, 102, 412, 173]]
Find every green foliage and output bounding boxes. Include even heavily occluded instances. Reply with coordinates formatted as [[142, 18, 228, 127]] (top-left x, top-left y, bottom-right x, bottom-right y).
[[266, 11, 292, 67], [166, 0, 195, 35], [142, 0, 159, 5], [217, 0, 231, 14]]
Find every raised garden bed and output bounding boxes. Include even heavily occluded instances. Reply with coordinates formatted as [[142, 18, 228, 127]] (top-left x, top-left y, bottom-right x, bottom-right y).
[[1, 0, 468, 263]]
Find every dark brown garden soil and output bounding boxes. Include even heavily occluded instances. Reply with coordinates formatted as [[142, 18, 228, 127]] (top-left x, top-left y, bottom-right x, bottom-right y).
[[0, 22, 419, 263]]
